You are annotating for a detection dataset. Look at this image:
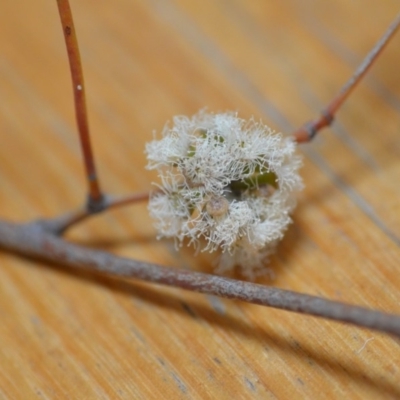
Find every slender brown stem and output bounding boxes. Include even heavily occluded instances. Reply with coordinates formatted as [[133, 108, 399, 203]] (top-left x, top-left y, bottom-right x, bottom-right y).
[[1, 219, 400, 337], [56, 0, 104, 210], [107, 191, 152, 210], [293, 13, 400, 143], [42, 191, 153, 235]]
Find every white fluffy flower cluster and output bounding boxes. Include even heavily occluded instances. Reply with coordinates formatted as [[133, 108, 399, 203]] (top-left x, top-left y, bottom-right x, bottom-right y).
[[146, 111, 303, 279]]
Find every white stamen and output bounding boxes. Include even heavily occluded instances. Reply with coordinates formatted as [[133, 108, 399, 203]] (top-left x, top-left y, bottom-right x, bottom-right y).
[[146, 110, 303, 279]]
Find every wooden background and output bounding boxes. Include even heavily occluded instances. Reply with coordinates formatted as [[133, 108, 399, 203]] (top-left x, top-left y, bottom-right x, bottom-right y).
[[1, 1, 400, 398]]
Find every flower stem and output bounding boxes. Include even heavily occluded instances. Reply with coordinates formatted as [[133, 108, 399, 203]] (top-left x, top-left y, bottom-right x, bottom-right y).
[[56, 0, 104, 211], [40, 191, 153, 235], [293, 13, 400, 143]]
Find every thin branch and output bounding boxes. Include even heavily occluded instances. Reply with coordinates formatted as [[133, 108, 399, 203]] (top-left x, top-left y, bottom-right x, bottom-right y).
[[107, 191, 152, 210], [1, 219, 400, 338], [56, 0, 104, 210], [40, 191, 153, 235], [293, 13, 400, 143]]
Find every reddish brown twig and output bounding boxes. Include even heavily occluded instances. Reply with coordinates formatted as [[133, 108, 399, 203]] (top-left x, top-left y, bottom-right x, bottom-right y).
[[1, 219, 400, 337], [56, 0, 156, 228], [293, 13, 400, 143], [57, 0, 104, 211]]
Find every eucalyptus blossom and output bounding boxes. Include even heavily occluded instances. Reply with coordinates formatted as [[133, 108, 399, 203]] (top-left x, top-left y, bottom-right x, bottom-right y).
[[146, 111, 303, 279]]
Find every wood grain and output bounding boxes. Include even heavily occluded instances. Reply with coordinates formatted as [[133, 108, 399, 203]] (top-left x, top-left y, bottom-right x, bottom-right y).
[[1, 1, 400, 398]]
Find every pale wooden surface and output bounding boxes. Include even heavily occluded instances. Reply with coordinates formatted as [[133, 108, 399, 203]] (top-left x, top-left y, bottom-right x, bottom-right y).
[[1, 1, 400, 398]]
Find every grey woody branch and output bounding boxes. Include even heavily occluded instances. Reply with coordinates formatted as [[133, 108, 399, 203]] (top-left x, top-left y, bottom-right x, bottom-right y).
[[1, 219, 400, 338]]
